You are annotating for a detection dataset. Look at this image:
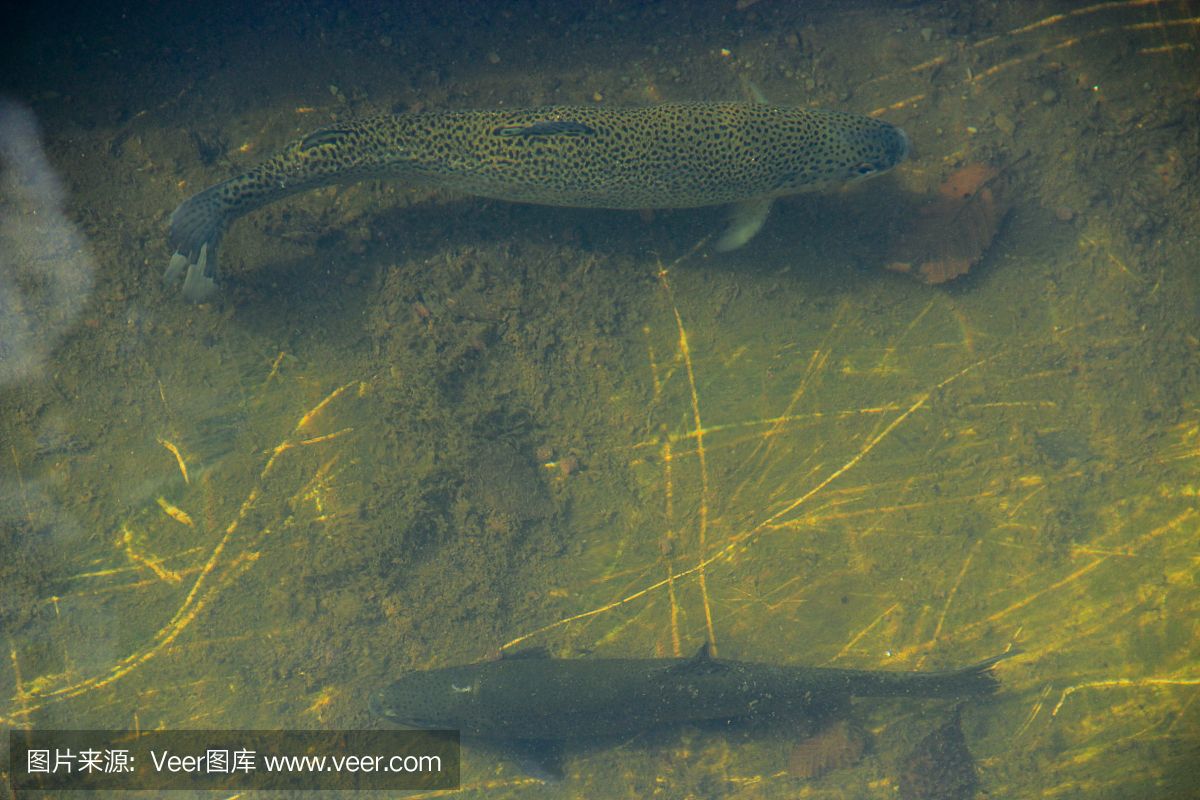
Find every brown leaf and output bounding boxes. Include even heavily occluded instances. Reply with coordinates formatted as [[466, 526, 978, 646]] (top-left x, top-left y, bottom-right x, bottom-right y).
[[938, 163, 997, 200], [897, 706, 979, 800], [788, 719, 869, 779], [887, 163, 1010, 284]]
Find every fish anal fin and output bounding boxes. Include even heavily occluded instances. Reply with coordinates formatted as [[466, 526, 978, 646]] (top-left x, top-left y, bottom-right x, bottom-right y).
[[508, 738, 565, 782], [715, 197, 774, 252]]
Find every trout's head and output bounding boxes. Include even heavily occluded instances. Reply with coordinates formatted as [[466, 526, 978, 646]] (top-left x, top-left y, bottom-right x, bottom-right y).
[[845, 115, 909, 182], [775, 110, 909, 194], [370, 665, 481, 731]]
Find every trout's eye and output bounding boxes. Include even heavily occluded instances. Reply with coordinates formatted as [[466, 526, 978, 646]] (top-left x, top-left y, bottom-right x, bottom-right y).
[[853, 162, 878, 177]]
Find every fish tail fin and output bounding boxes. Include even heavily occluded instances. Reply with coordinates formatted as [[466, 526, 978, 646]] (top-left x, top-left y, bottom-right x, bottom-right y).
[[165, 181, 232, 302], [904, 647, 1021, 697]]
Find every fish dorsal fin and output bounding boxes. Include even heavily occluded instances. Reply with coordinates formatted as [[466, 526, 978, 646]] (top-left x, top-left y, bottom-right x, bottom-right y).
[[502, 646, 553, 660], [667, 642, 728, 676], [299, 126, 356, 151], [493, 120, 597, 138], [738, 76, 769, 104]]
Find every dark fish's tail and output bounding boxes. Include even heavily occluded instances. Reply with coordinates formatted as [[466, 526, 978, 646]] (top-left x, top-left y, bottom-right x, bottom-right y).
[[852, 647, 1020, 698], [164, 181, 232, 302]]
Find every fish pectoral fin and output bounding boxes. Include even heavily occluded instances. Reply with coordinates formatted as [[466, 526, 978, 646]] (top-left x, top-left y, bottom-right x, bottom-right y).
[[508, 738, 565, 782], [714, 197, 774, 252]]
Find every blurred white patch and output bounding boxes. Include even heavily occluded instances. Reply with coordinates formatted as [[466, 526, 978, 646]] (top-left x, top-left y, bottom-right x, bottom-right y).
[[0, 99, 95, 387]]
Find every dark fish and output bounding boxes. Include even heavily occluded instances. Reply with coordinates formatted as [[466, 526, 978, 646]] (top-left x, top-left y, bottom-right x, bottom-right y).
[[371, 644, 1014, 776]]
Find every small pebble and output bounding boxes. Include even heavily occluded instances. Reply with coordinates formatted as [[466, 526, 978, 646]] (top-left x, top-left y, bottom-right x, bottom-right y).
[[920, 27, 934, 42], [1042, 89, 1058, 104], [1054, 206, 1075, 222], [994, 113, 1015, 136]]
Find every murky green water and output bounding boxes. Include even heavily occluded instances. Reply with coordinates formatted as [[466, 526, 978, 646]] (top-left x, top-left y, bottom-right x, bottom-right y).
[[2, 2, 1198, 797]]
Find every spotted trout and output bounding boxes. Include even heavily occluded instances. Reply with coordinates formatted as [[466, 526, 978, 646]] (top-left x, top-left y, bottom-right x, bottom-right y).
[[371, 644, 1013, 775], [165, 102, 908, 301]]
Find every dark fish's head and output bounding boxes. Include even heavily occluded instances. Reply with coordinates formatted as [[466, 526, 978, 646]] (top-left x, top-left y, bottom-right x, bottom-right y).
[[775, 110, 909, 194], [370, 665, 481, 731]]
